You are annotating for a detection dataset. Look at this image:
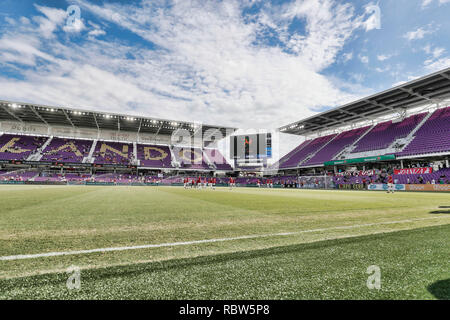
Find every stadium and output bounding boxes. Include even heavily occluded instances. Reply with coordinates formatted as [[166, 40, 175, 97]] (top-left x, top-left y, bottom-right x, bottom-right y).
[[0, 0, 449, 304]]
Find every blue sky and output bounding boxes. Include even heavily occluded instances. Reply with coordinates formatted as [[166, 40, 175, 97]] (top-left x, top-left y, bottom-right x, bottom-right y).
[[0, 0, 449, 130]]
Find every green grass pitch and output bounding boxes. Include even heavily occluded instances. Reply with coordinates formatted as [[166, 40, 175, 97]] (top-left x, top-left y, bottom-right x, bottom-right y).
[[0, 185, 449, 299]]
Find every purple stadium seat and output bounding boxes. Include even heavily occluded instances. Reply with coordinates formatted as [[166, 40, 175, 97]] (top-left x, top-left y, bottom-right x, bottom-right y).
[[137, 144, 173, 168], [203, 149, 232, 170], [41, 138, 92, 163], [279, 134, 337, 168], [174, 147, 211, 169], [93, 141, 133, 165], [303, 126, 371, 166], [0, 134, 47, 161], [397, 107, 450, 157], [352, 113, 426, 153]]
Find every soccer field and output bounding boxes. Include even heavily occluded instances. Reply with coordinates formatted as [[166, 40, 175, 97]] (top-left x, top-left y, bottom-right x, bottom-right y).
[[0, 185, 449, 299]]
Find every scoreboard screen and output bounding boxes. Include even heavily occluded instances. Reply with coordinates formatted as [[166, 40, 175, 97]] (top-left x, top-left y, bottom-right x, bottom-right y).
[[230, 133, 272, 159]]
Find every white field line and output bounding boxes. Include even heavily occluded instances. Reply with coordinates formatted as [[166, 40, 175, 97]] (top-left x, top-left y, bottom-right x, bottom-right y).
[[1, 216, 449, 261]]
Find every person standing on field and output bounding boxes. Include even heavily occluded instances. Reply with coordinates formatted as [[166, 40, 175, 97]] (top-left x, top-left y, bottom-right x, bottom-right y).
[[387, 174, 394, 193]]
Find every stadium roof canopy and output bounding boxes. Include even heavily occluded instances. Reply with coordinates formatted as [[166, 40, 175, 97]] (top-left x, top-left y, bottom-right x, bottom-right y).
[[279, 67, 450, 135], [0, 100, 236, 137]]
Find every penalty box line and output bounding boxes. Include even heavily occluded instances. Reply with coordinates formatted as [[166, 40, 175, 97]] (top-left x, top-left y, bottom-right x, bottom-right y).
[[1, 216, 449, 261]]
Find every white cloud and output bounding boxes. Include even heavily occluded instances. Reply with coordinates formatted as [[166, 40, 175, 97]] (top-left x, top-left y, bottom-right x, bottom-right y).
[[375, 66, 390, 73], [86, 21, 106, 37], [349, 73, 365, 83], [0, 34, 57, 66], [4, 17, 16, 25], [403, 26, 434, 41], [358, 54, 369, 64], [421, 0, 434, 7], [432, 47, 445, 58], [272, 0, 365, 71], [422, 0, 450, 8], [422, 44, 448, 72], [19, 17, 31, 25], [377, 54, 391, 61], [33, 5, 67, 38], [423, 45, 445, 58], [424, 57, 450, 72], [62, 18, 86, 33], [341, 52, 353, 63], [0, 0, 370, 130], [88, 28, 106, 37]]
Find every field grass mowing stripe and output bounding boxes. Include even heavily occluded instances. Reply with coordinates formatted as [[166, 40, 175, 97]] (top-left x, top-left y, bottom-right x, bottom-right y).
[[1, 215, 449, 262]]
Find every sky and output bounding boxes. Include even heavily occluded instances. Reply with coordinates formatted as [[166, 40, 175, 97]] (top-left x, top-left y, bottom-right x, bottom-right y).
[[0, 0, 449, 136]]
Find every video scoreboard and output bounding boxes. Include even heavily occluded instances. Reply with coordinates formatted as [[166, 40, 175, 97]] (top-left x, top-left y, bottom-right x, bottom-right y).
[[230, 133, 272, 160]]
